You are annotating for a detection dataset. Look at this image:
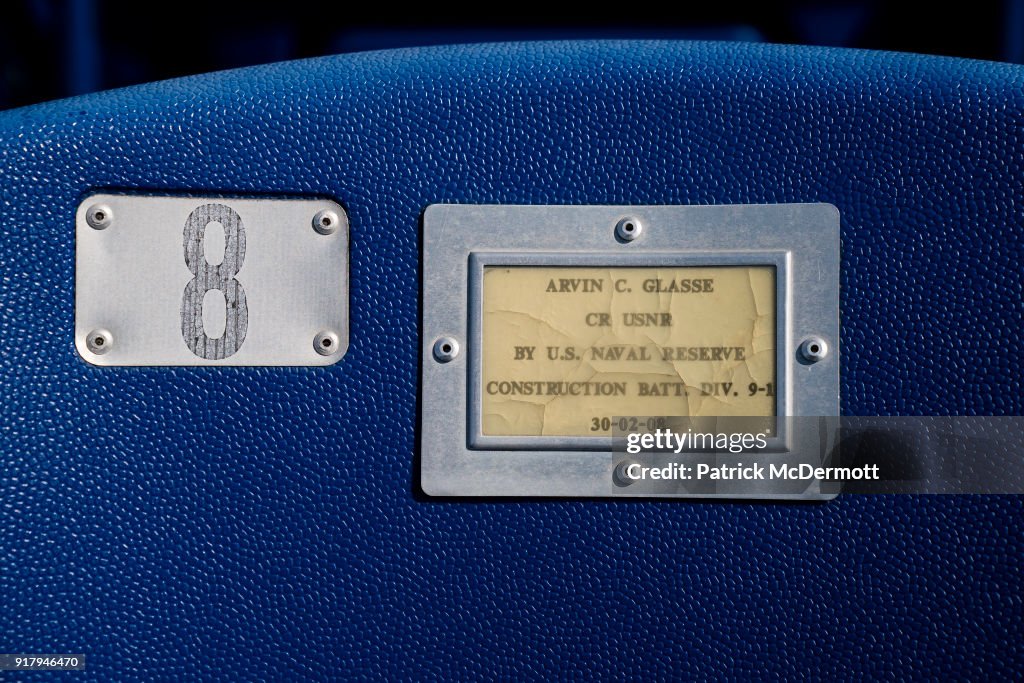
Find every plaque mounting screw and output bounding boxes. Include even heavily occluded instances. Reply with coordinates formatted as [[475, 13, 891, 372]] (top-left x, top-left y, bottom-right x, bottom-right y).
[[432, 336, 459, 363], [314, 330, 341, 356], [312, 209, 340, 235], [613, 460, 637, 487], [86, 204, 113, 230], [86, 329, 113, 355], [615, 217, 642, 242], [799, 336, 829, 363]]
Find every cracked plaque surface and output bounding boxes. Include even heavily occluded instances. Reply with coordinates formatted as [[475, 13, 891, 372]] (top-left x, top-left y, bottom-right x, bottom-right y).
[[481, 266, 776, 436]]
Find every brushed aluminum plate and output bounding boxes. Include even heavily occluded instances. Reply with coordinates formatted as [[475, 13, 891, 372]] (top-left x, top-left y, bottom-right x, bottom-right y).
[[420, 203, 840, 498], [75, 194, 348, 366]]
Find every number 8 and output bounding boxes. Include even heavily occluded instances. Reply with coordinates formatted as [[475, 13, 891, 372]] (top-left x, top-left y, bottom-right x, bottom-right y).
[[181, 203, 248, 359]]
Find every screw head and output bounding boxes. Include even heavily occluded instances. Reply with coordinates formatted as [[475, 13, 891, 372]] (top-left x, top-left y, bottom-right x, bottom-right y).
[[432, 336, 459, 363], [613, 460, 637, 487], [615, 217, 642, 242], [86, 329, 113, 355], [314, 330, 341, 356], [799, 336, 829, 363], [312, 209, 340, 235], [86, 204, 113, 230]]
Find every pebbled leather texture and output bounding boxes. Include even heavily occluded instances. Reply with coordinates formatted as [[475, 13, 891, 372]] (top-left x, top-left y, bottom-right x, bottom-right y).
[[0, 42, 1022, 680]]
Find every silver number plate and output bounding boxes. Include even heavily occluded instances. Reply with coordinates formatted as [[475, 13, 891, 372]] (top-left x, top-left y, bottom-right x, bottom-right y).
[[76, 194, 348, 366]]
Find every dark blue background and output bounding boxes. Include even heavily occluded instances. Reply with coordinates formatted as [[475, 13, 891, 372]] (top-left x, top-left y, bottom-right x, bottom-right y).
[[0, 41, 1022, 679], [3, 1, 1024, 111]]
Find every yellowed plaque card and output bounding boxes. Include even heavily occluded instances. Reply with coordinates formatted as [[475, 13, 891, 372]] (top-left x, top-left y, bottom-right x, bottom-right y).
[[481, 266, 776, 436]]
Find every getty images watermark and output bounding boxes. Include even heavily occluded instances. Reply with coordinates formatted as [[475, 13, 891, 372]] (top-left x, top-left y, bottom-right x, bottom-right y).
[[611, 416, 1024, 495], [621, 425, 878, 483]]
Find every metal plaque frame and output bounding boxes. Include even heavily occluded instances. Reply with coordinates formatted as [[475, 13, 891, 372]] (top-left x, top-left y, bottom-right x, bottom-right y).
[[420, 204, 840, 498]]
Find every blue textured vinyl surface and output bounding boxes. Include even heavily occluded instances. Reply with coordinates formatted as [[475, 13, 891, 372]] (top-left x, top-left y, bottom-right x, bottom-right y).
[[0, 41, 1022, 680]]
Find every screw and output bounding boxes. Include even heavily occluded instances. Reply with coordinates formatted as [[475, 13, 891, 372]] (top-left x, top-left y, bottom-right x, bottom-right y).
[[432, 336, 459, 363], [312, 209, 340, 235], [799, 336, 829, 363], [86, 204, 113, 230], [86, 329, 113, 355], [314, 330, 341, 356], [613, 460, 637, 487], [615, 217, 642, 242]]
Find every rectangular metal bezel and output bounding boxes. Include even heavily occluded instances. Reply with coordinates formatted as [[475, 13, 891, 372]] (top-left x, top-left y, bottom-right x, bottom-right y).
[[421, 203, 840, 498]]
